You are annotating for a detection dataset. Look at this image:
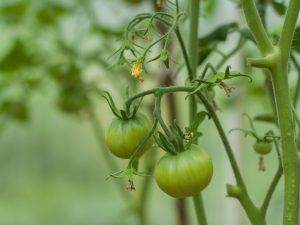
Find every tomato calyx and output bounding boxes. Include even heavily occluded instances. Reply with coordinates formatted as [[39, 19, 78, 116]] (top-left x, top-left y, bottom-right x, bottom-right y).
[[102, 91, 142, 120], [155, 111, 210, 155]]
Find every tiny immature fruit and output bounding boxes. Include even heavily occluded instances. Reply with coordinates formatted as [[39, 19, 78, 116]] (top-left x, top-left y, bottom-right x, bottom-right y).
[[105, 112, 153, 159], [253, 141, 272, 171], [155, 144, 213, 198], [253, 141, 272, 155]]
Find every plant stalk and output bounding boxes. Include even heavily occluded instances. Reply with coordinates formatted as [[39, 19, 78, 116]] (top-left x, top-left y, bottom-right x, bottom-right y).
[[271, 60, 300, 225], [188, 0, 208, 224]]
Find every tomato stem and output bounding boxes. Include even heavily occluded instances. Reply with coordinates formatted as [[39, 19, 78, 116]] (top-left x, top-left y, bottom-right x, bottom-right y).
[[240, 0, 300, 223], [187, 0, 208, 224]]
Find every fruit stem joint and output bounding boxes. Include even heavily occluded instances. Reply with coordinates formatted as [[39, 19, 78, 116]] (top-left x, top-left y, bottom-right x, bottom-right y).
[[246, 48, 280, 69]]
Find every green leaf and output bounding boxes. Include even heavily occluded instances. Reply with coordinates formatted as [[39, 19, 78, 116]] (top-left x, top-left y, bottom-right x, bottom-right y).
[[1, 100, 28, 122], [0, 1, 28, 23], [187, 111, 209, 133], [292, 26, 300, 53], [198, 22, 238, 64], [36, 2, 70, 25], [238, 28, 255, 43], [199, 22, 238, 44], [271, 1, 286, 15], [0, 40, 36, 72]]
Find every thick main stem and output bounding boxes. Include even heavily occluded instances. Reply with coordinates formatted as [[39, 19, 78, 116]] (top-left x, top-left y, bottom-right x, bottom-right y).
[[271, 59, 300, 225]]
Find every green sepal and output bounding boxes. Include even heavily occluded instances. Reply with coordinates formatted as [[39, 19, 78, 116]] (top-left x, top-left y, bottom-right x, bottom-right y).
[[155, 131, 176, 154], [169, 125, 185, 152], [160, 49, 169, 68], [102, 91, 122, 118]]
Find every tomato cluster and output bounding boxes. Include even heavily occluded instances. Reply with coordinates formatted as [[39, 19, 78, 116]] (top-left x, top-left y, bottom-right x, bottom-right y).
[[105, 112, 213, 198]]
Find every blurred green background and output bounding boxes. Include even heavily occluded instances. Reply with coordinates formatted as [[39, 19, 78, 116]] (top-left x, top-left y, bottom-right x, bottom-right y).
[[0, 0, 296, 224]]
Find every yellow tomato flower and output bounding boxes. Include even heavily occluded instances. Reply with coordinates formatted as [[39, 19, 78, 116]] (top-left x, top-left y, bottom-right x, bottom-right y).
[[131, 63, 144, 82]]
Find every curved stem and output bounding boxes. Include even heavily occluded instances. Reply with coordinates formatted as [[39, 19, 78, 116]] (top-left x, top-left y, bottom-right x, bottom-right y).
[[175, 28, 193, 77], [128, 119, 158, 167], [240, 0, 274, 55], [196, 93, 267, 225], [278, 0, 300, 61], [196, 93, 245, 188], [216, 37, 245, 70], [261, 133, 283, 215], [125, 85, 196, 110]]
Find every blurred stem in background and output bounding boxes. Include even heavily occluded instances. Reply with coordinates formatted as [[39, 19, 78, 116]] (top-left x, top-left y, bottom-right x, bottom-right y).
[[187, 0, 208, 225], [154, 0, 189, 224], [85, 102, 131, 201]]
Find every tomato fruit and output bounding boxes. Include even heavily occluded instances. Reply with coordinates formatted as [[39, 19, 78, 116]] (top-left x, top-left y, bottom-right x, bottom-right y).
[[154, 144, 213, 198], [105, 112, 153, 159], [253, 141, 272, 155]]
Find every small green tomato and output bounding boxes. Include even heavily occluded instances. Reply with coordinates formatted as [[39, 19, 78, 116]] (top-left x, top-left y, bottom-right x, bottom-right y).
[[253, 141, 272, 155], [105, 112, 153, 159]]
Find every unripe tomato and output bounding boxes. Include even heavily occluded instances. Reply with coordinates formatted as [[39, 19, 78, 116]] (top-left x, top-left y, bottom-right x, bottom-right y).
[[253, 141, 272, 155], [105, 113, 153, 159], [155, 144, 213, 198]]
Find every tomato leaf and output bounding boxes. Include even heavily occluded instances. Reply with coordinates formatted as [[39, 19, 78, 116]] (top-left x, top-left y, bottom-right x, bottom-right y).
[[198, 22, 238, 64], [271, 1, 286, 15], [292, 26, 300, 53], [0, 40, 36, 71], [0, 2, 28, 24], [187, 111, 210, 133], [238, 29, 255, 43]]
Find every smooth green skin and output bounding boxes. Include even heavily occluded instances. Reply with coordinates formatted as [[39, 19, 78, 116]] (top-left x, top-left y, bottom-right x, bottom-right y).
[[253, 141, 272, 155], [155, 144, 213, 198], [105, 113, 153, 159]]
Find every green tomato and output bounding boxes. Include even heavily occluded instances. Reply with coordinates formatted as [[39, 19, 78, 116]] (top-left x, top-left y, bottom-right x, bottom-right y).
[[253, 141, 272, 155], [105, 112, 153, 159], [155, 144, 213, 198]]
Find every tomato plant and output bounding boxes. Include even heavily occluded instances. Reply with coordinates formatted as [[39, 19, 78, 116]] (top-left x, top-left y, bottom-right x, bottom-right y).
[[105, 112, 153, 159], [155, 144, 213, 198], [0, 0, 300, 225]]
